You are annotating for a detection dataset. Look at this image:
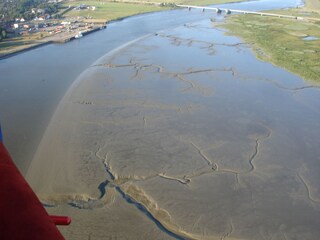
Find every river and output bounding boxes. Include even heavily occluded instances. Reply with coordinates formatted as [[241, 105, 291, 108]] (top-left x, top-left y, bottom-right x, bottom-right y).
[[2, 0, 320, 239], [13, 0, 320, 239], [0, 0, 303, 174]]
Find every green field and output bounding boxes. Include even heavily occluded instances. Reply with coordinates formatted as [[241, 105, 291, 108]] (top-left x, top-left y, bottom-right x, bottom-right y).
[[62, 0, 247, 21], [223, 11, 320, 83], [177, 0, 245, 5], [63, 1, 168, 21]]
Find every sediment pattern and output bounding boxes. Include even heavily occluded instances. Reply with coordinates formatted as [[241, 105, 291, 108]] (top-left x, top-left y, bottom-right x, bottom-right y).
[[297, 168, 320, 205], [28, 20, 320, 240], [157, 33, 248, 49], [93, 58, 236, 97]]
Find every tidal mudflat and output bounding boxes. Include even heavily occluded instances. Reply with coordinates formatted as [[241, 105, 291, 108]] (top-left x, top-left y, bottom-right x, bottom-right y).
[[27, 19, 320, 239]]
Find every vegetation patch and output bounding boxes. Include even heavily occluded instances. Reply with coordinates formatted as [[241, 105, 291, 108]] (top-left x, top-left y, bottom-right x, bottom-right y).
[[222, 10, 320, 83], [62, 1, 169, 21], [61, 0, 247, 21], [177, 0, 245, 6], [0, 32, 50, 56]]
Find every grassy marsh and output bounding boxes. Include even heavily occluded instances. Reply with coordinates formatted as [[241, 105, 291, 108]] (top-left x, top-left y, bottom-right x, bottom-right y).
[[223, 11, 320, 83]]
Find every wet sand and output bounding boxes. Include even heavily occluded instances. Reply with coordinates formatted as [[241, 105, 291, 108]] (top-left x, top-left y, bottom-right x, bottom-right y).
[[27, 19, 320, 239]]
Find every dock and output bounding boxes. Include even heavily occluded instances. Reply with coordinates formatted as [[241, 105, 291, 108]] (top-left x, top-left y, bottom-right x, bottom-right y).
[[46, 25, 107, 44]]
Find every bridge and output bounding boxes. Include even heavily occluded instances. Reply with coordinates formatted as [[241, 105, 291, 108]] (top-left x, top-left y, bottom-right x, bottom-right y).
[[176, 4, 320, 22]]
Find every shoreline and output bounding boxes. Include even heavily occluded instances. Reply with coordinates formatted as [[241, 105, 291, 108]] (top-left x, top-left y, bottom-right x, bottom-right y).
[[0, 25, 106, 60], [0, 41, 53, 60], [0, 4, 174, 60], [0, 8, 170, 60], [1, 0, 312, 60], [0, 0, 251, 60]]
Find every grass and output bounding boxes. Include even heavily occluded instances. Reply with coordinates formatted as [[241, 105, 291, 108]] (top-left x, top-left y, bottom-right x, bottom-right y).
[[222, 10, 320, 83], [0, 32, 50, 57], [177, 0, 245, 5], [62, 0, 247, 21], [63, 1, 170, 21]]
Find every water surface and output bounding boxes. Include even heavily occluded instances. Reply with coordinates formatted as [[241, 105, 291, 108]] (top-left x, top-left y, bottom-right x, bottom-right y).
[[303, 36, 319, 40], [0, 0, 303, 173]]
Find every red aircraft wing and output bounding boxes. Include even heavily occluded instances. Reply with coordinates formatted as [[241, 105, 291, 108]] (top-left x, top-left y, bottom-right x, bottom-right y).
[[0, 141, 70, 240]]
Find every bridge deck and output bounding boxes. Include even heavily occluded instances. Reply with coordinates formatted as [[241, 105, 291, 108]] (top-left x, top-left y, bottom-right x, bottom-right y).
[[176, 4, 320, 22]]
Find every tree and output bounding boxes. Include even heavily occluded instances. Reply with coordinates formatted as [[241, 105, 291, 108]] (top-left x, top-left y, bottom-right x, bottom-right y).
[[1, 29, 6, 39], [0, 27, 6, 41], [0, 0, 59, 22]]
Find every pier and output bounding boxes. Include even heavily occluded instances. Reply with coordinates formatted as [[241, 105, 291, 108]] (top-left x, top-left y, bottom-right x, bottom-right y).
[[45, 25, 107, 44]]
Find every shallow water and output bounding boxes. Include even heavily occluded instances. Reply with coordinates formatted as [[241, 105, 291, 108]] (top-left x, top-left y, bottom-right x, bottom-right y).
[[30, 18, 320, 239], [3, 0, 319, 238], [303, 36, 319, 40], [0, 0, 303, 174], [94, 20, 320, 239]]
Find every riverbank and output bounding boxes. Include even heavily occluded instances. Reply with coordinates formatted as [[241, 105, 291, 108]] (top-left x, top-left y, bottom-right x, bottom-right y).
[[222, 0, 320, 83], [0, 0, 249, 59], [0, 39, 47, 59], [0, 3, 164, 58], [0, 25, 106, 60]]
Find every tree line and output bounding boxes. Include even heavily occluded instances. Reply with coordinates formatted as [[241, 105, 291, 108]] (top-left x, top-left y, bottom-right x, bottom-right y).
[[0, 0, 59, 22]]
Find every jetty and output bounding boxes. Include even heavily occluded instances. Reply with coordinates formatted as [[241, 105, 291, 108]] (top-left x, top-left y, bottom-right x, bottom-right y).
[[176, 4, 320, 22], [49, 25, 107, 43]]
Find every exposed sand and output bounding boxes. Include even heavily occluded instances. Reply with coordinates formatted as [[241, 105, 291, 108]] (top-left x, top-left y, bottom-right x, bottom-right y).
[[27, 20, 320, 239]]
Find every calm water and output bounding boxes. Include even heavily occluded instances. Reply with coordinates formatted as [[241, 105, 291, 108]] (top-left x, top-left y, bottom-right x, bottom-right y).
[[303, 36, 319, 40], [0, 0, 303, 174]]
